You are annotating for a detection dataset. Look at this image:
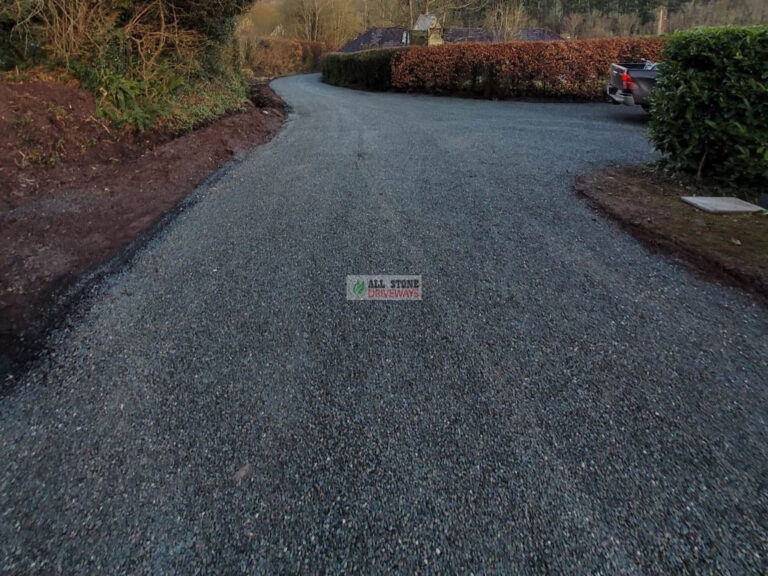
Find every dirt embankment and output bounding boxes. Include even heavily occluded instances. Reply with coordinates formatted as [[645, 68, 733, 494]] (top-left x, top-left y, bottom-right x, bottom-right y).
[[0, 77, 285, 372]]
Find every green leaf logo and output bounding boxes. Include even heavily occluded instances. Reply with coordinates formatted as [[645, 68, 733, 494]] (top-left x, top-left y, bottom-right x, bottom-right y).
[[352, 280, 366, 297]]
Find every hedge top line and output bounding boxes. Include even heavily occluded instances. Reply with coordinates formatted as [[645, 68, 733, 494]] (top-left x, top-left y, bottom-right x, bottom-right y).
[[324, 36, 663, 56], [321, 35, 668, 98], [323, 25, 767, 58]]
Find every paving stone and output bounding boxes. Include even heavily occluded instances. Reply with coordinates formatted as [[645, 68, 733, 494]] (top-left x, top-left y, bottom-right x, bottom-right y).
[[681, 196, 763, 214]]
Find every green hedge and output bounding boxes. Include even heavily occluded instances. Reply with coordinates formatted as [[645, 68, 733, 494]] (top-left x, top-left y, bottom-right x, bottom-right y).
[[650, 26, 768, 184], [321, 48, 409, 91]]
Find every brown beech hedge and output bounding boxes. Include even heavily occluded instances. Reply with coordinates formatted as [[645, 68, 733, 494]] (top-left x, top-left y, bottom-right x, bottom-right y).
[[243, 38, 329, 77], [389, 37, 666, 100]]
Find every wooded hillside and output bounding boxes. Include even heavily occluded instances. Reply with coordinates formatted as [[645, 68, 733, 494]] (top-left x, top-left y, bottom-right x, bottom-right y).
[[237, 0, 767, 45]]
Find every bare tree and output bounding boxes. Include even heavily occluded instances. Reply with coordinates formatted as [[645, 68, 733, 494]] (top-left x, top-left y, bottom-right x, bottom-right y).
[[485, 0, 529, 39], [415, 0, 490, 27], [282, 0, 360, 45]]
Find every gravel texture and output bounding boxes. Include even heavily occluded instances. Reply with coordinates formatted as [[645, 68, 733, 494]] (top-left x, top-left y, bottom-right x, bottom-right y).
[[1, 74, 767, 574]]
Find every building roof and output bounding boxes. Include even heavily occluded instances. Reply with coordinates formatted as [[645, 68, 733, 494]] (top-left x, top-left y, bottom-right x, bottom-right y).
[[339, 27, 407, 53], [339, 26, 562, 53], [510, 28, 563, 41], [443, 28, 498, 43]]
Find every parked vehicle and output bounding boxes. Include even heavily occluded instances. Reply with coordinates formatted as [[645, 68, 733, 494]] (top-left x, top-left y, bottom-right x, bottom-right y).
[[607, 61, 661, 112]]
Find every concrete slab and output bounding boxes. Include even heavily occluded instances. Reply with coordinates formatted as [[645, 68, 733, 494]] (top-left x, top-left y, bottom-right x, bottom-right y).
[[681, 196, 763, 214]]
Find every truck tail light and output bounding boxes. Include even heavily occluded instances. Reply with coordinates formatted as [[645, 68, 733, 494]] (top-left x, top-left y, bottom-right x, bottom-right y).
[[622, 72, 636, 91]]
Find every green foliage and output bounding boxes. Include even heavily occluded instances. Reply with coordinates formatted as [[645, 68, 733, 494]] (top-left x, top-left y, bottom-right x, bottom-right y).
[[157, 72, 247, 133], [2, 0, 250, 131], [650, 26, 768, 184], [168, 0, 250, 40], [70, 57, 246, 133], [321, 48, 409, 90], [68, 51, 154, 131], [99, 72, 156, 131]]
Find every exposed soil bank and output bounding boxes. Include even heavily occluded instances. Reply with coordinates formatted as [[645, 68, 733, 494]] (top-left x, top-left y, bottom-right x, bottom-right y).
[[576, 165, 768, 303], [0, 80, 285, 374]]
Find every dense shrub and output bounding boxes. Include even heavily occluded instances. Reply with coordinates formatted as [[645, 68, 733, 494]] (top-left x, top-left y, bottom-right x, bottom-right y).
[[1, 0, 250, 130], [322, 48, 410, 90], [168, 0, 250, 40], [0, 21, 30, 70], [390, 37, 666, 100], [240, 37, 329, 77], [650, 26, 768, 184]]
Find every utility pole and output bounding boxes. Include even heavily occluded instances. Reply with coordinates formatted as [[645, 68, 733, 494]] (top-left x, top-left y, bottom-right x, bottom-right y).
[[657, 4, 667, 35]]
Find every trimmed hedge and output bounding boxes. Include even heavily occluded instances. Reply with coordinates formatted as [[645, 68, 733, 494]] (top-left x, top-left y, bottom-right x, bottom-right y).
[[650, 26, 768, 184], [321, 48, 409, 90], [390, 38, 666, 100], [322, 38, 665, 99]]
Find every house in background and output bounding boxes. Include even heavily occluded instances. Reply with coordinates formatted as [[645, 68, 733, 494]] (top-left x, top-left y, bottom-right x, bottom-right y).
[[442, 28, 496, 43], [339, 20, 562, 53], [409, 14, 444, 46], [339, 27, 410, 52], [509, 28, 563, 41]]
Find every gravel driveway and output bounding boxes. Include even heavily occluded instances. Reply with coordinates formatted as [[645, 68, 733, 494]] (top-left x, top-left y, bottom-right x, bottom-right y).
[[2, 74, 767, 574]]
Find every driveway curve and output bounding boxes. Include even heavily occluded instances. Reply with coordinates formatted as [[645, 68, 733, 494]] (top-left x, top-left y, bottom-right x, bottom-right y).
[[2, 74, 767, 574]]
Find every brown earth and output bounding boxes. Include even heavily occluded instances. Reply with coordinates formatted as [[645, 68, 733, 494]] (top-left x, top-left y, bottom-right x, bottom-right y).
[[576, 165, 768, 302], [0, 78, 285, 369]]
